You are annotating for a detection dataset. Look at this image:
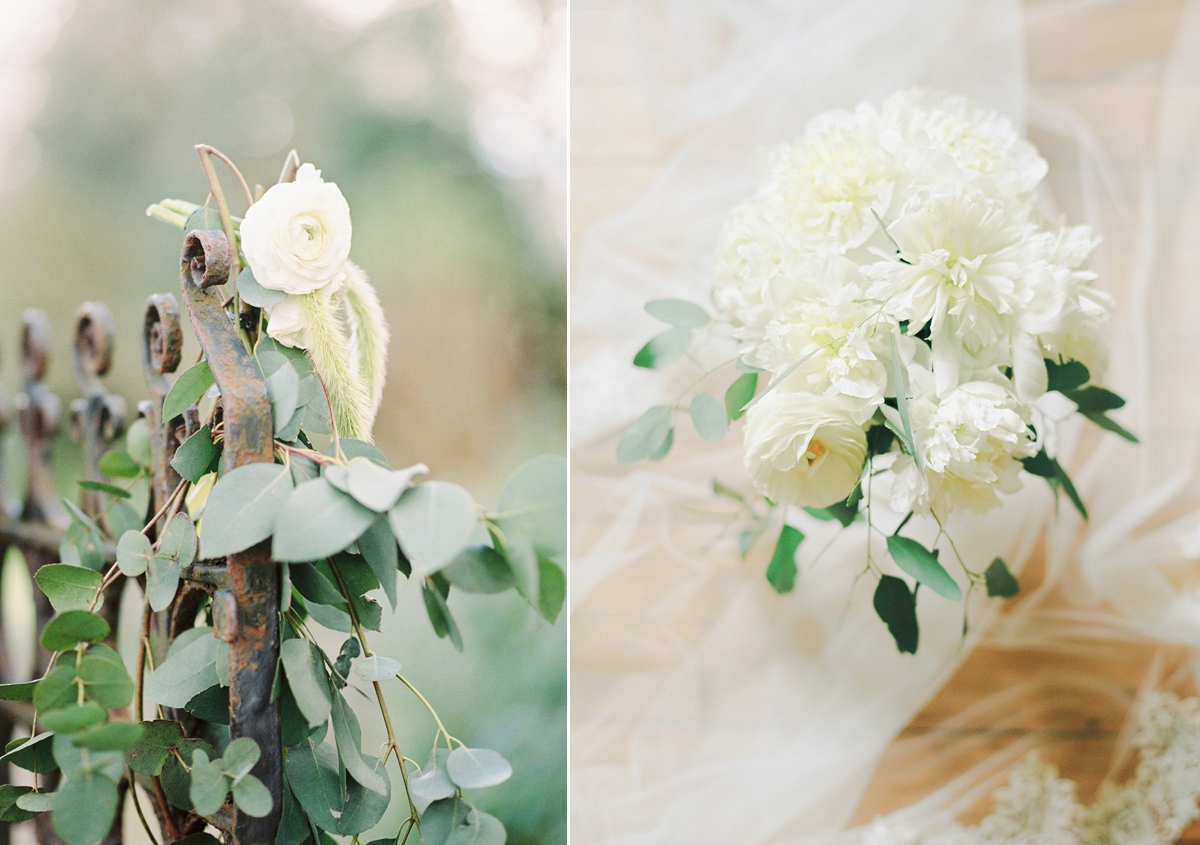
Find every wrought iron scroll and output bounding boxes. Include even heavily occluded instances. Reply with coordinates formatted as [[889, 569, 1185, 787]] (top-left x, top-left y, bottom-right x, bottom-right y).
[[181, 229, 282, 842]]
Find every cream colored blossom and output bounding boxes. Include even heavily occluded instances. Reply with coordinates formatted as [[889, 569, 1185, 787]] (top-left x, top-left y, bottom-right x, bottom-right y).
[[744, 391, 867, 508], [890, 381, 1036, 517], [240, 163, 352, 295], [880, 88, 1047, 196]]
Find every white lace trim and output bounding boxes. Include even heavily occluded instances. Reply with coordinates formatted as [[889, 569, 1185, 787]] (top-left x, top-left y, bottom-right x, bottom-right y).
[[866, 692, 1200, 845]]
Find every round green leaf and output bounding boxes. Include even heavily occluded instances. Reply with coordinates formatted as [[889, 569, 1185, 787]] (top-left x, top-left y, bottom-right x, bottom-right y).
[[446, 746, 512, 789], [72, 722, 145, 751], [98, 448, 141, 479], [409, 749, 455, 814], [117, 530, 152, 577], [33, 666, 78, 713], [446, 810, 507, 845], [886, 535, 962, 600], [326, 457, 425, 513], [0, 784, 41, 823], [16, 790, 56, 813], [689, 392, 727, 443], [644, 298, 710, 329], [220, 737, 261, 783], [388, 481, 478, 576], [35, 564, 103, 614], [985, 557, 1020, 598], [144, 627, 225, 708], [273, 477, 376, 562], [79, 645, 134, 709], [171, 425, 219, 484], [200, 463, 294, 559], [350, 655, 401, 683], [874, 574, 918, 654], [159, 511, 197, 567], [442, 545, 514, 594], [231, 774, 273, 818], [40, 611, 109, 652], [265, 360, 301, 438], [41, 704, 107, 734], [51, 771, 119, 845], [537, 559, 566, 624], [146, 551, 181, 612], [238, 265, 287, 308], [189, 750, 231, 817], [616, 405, 672, 466], [633, 327, 691, 369], [126, 418, 153, 467], [495, 455, 566, 562], [724, 371, 758, 421]]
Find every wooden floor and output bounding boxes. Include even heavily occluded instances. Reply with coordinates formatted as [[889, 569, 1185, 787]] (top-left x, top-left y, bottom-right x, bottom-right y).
[[570, 0, 1200, 838]]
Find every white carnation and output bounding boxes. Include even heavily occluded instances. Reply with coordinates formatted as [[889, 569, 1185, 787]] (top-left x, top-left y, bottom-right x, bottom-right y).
[[890, 381, 1036, 517], [240, 163, 352, 296], [880, 88, 1048, 196], [744, 390, 867, 508]]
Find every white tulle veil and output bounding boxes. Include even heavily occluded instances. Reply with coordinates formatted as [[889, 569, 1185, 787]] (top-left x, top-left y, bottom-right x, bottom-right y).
[[571, 1, 1200, 842]]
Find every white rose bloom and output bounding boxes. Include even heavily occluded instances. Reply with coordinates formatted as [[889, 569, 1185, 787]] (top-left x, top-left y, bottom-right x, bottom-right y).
[[880, 88, 1048, 196], [768, 106, 898, 253], [890, 380, 1036, 517], [745, 254, 888, 422], [871, 192, 1034, 374], [240, 163, 352, 295], [744, 390, 868, 508]]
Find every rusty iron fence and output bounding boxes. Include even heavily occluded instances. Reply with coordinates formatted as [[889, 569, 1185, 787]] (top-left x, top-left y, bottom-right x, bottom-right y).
[[0, 232, 281, 844]]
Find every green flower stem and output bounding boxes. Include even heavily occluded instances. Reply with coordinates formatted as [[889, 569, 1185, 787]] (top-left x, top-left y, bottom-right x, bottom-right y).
[[195, 145, 242, 291], [342, 267, 390, 419], [145, 204, 191, 229], [302, 292, 373, 441]]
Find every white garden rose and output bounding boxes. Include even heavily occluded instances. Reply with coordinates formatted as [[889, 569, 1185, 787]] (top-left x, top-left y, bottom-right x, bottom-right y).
[[744, 390, 867, 508], [240, 163, 352, 295], [263, 294, 308, 348]]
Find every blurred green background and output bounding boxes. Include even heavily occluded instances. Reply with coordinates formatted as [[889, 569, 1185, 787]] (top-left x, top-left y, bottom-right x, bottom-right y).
[[0, 0, 566, 842]]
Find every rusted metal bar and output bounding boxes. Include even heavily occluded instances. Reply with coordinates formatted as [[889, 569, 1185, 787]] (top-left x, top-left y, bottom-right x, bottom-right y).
[[180, 229, 281, 843], [141, 294, 185, 538]]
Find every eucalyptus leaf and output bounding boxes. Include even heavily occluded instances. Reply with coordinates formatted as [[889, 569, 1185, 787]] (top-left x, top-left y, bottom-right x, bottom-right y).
[[495, 455, 566, 562], [724, 371, 758, 421], [333, 637, 361, 687], [633, 326, 691, 369], [644, 298, 710, 329], [52, 733, 124, 780], [116, 530, 152, 577], [538, 559, 566, 624], [327, 438, 389, 466], [280, 638, 332, 729], [1, 733, 56, 774], [274, 477, 376, 562], [356, 516, 399, 609], [1045, 358, 1090, 393], [33, 666, 77, 713], [421, 797, 470, 845], [333, 457, 425, 513], [35, 564, 102, 613], [616, 405, 672, 466], [144, 627, 225, 708], [146, 549, 181, 612], [690, 393, 727, 443], [126, 417, 153, 466], [0, 680, 37, 702], [0, 785, 39, 823], [72, 722, 145, 751], [220, 736, 261, 783], [79, 644, 134, 708], [442, 545, 514, 594], [501, 530, 539, 605], [331, 692, 388, 794], [985, 557, 1019, 598], [238, 264, 287, 308], [766, 524, 804, 594], [388, 481, 477, 575], [40, 610, 109, 652], [51, 771, 119, 845], [446, 746, 512, 789], [422, 582, 463, 651], [106, 500, 143, 538], [190, 750, 231, 817], [886, 535, 962, 600], [445, 810, 507, 845], [200, 463, 294, 559], [41, 704, 107, 734], [409, 748, 455, 814], [78, 480, 130, 499], [158, 510, 198, 566], [16, 789, 55, 813], [171, 425, 219, 483], [874, 574, 918, 654], [350, 655, 401, 683], [98, 448, 141, 479], [265, 361, 301, 438], [888, 332, 919, 468], [162, 359, 215, 422], [123, 720, 184, 776], [231, 774, 273, 818]]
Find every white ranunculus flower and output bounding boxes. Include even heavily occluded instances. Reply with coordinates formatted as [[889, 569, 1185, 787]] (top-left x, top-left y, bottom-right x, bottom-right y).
[[890, 380, 1036, 517], [240, 163, 352, 295], [744, 390, 868, 508], [769, 106, 899, 253], [263, 294, 308, 349], [880, 88, 1048, 196]]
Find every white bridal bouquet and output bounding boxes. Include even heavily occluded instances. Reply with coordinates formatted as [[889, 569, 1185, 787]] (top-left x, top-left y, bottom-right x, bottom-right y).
[[619, 89, 1135, 653]]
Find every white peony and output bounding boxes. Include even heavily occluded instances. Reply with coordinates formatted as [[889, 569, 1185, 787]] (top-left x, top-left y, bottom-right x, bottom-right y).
[[744, 390, 868, 508], [890, 380, 1036, 517], [880, 88, 1048, 196], [769, 106, 898, 253], [240, 163, 352, 295], [742, 254, 889, 423], [871, 191, 1034, 375], [713, 198, 792, 338]]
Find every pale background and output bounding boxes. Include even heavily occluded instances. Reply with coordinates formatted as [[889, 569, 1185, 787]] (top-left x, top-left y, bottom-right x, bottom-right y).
[[572, 0, 1200, 841]]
